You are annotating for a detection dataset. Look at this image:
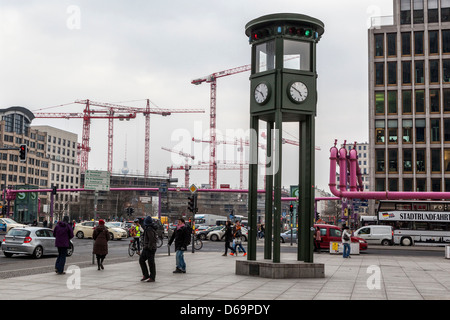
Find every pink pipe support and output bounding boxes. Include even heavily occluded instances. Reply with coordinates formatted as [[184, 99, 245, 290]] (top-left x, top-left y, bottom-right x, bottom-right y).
[[329, 144, 450, 200]]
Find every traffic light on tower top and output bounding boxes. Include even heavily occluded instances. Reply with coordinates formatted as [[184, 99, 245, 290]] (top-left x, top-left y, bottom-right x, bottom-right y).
[[19, 144, 27, 162]]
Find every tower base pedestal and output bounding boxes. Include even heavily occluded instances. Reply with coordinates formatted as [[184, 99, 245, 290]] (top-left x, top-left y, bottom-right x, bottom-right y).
[[236, 260, 324, 279]]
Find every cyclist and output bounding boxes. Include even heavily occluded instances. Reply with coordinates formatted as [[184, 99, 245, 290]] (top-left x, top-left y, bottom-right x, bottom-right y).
[[131, 219, 142, 255]]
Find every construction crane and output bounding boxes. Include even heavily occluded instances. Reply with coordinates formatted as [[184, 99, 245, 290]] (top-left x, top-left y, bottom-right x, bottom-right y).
[[33, 101, 136, 173], [161, 147, 195, 188], [74, 99, 204, 177], [260, 132, 322, 150], [191, 64, 251, 189]]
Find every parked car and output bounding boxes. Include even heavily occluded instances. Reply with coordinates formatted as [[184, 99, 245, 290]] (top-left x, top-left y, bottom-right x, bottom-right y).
[[196, 225, 222, 240], [280, 228, 298, 243], [354, 225, 393, 246], [74, 221, 127, 240], [0, 218, 27, 233], [1, 227, 74, 259], [315, 224, 367, 251], [207, 226, 248, 242]]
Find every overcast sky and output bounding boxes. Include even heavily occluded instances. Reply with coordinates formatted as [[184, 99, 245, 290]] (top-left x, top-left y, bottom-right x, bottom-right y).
[[0, 0, 393, 192]]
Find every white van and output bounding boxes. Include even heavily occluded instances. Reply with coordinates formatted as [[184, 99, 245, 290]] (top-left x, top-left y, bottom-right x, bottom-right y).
[[354, 225, 393, 246]]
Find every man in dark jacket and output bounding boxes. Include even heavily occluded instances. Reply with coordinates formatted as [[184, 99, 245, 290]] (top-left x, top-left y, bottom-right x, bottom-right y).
[[54, 216, 74, 275], [223, 220, 236, 256], [168, 218, 190, 273], [139, 216, 158, 282]]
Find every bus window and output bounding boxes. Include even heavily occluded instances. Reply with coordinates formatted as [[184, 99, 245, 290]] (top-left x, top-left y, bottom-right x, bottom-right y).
[[414, 222, 428, 230], [378, 202, 396, 210], [413, 203, 428, 211], [396, 203, 412, 210], [430, 222, 448, 231]]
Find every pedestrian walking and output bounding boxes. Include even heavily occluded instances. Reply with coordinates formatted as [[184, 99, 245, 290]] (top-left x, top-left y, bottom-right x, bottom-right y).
[[54, 216, 74, 275], [93, 219, 109, 270], [314, 226, 322, 253], [342, 226, 351, 258], [232, 221, 247, 257], [168, 218, 190, 273], [222, 220, 236, 256], [139, 216, 158, 282]]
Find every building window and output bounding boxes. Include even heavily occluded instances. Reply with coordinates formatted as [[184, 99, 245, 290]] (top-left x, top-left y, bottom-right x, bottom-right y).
[[375, 92, 385, 114], [432, 178, 441, 192], [283, 40, 311, 71], [389, 178, 398, 191], [401, 0, 412, 24], [255, 40, 276, 73], [443, 60, 450, 82], [430, 119, 440, 142], [443, 30, 450, 53], [388, 119, 398, 143], [388, 62, 397, 85], [442, 0, 450, 22], [404, 149, 413, 172], [402, 61, 412, 84], [414, 32, 424, 55], [375, 120, 385, 143], [416, 178, 426, 191], [429, 60, 440, 83], [444, 119, 450, 141], [415, 118, 426, 142], [431, 149, 441, 172], [430, 89, 440, 112], [444, 88, 450, 112], [376, 149, 385, 172], [429, 30, 439, 54], [375, 62, 384, 85], [375, 34, 384, 57], [387, 33, 397, 56], [445, 149, 450, 171], [413, 0, 424, 24], [415, 60, 424, 83], [376, 179, 386, 191], [428, 0, 439, 23], [415, 89, 425, 113], [388, 91, 397, 114], [402, 90, 412, 113], [388, 149, 398, 172], [416, 149, 426, 172], [404, 178, 413, 191], [403, 119, 413, 143], [401, 32, 411, 55]]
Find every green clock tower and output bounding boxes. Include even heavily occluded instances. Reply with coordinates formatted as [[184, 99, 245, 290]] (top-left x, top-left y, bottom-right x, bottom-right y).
[[245, 13, 324, 265]]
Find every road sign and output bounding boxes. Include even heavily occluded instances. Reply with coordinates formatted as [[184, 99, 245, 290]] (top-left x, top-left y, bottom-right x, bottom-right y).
[[189, 184, 198, 193], [84, 170, 110, 191]]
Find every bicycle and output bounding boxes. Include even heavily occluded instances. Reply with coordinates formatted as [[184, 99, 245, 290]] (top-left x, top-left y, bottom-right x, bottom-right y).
[[189, 237, 203, 251], [128, 238, 140, 257]]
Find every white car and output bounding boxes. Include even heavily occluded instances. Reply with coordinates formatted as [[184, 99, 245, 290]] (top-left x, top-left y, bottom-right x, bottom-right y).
[[0, 218, 27, 233], [74, 221, 128, 240], [207, 226, 248, 241]]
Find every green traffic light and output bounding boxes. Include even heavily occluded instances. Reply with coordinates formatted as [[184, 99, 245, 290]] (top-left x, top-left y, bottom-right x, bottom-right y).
[[304, 29, 312, 37]]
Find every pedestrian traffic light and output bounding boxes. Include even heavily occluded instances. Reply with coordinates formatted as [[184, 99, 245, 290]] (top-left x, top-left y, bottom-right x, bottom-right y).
[[19, 144, 27, 162]]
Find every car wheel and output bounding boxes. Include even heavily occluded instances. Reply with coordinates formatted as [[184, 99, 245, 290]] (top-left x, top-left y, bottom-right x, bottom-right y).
[[76, 231, 84, 239], [210, 234, 219, 241], [281, 237, 285, 243], [33, 246, 43, 259], [381, 239, 391, 246], [109, 233, 114, 241], [3, 252, 13, 258], [199, 234, 206, 240], [67, 244, 74, 256]]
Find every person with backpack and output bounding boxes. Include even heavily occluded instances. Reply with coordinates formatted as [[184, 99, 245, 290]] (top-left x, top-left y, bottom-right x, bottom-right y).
[[342, 226, 352, 259], [131, 219, 141, 255], [139, 216, 158, 282], [168, 218, 190, 273], [231, 220, 247, 257]]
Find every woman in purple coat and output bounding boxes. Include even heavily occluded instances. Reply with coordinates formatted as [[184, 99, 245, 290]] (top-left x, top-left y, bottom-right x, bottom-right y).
[[54, 216, 74, 275]]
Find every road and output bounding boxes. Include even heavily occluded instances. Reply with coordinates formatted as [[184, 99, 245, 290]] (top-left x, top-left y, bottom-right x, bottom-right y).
[[0, 237, 446, 279]]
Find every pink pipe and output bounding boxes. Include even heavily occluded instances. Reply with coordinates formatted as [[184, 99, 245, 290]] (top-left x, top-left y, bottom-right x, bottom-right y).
[[349, 148, 358, 192], [329, 144, 450, 200], [338, 145, 347, 192]]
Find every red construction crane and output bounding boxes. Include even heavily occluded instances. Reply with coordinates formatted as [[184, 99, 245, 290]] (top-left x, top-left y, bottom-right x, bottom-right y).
[[191, 64, 251, 189], [33, 101, 136, 173], [161, 147, 195, 188], [74, 99, 204, 177]]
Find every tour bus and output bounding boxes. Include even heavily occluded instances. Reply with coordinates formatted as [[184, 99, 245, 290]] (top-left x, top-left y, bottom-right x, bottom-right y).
[[194, 214, 225, 226], [376, 200, 450, 246]]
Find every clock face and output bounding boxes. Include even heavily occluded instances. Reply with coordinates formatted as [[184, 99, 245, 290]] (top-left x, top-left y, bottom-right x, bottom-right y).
[[289, 82, 308, 103], [254, 82, 269, 104]]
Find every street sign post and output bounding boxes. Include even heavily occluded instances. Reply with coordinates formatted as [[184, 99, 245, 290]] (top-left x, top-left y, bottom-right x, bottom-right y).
[[84, 170, 110, 191]]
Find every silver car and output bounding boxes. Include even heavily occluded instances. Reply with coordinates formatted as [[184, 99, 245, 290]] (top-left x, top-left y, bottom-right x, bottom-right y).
[[1, 227, 74, 259]]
